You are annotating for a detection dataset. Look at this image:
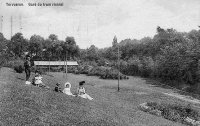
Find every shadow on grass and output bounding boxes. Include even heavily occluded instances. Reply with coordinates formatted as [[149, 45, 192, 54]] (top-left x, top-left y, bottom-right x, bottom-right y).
[[16, 77, 25, 81], [101, 86, 136, 93]]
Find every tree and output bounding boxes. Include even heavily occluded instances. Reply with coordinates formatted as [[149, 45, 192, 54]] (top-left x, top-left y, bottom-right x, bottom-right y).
[[65, 36, 77, 60], [29, 35, 44, 59], [55, 43, 63, 60], [47, 34, 59, 60], [86, 45, 99, 61], [10, 33, 28, 57], [49, 34, 58, 42], [112, 35, 118, 47], [0, 33, 7, 52]]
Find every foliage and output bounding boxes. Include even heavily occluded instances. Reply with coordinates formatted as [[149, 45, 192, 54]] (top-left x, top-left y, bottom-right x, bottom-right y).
[[100, 68, 129, 80], [145, 102, 200, 124], [29, 35, 44, 59], [8, 33, 28, 57], [1, 26, 200, 93], [87, 66, 106, 76], [3, 58, 24, 68], [14, 65, 24, 73]]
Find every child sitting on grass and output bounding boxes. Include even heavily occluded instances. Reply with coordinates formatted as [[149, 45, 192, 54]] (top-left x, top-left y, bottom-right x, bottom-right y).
[[77, 81, 93, 100], [63, 82, 75, 96], [54, 83, 62, 92], [33, 70, 50, 89]]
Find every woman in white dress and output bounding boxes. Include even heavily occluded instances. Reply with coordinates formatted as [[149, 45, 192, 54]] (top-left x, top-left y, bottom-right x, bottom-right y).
[[63, 82, 75, 96], [77, 81, 93, 100]]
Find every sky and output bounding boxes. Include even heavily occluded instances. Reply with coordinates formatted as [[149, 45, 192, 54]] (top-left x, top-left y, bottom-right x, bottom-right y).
[[0, 0, 200, 49]]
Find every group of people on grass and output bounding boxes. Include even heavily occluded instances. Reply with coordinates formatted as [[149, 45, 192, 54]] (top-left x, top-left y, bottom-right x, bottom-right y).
[[56, 81, 93, 100], [24, 55, 93, 100]]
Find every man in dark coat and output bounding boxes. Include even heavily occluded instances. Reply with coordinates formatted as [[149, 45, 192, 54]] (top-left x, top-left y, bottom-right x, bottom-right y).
[[24, 55, 34, 84]]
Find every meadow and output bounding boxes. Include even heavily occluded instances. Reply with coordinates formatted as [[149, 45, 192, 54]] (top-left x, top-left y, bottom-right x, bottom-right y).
[[1, 67, 198, 125]]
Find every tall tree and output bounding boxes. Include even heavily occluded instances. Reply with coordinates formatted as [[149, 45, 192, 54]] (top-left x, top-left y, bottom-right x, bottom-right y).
[[65, 36, 77, 60], [10, 33, 28, 57], [0, 33, 7, 52], [29, 35, 44, 59], [112, 35, 118, 47]]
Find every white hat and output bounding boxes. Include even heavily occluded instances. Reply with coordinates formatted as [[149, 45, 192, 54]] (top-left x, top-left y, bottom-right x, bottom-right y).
[[64, 82, 71, 88]]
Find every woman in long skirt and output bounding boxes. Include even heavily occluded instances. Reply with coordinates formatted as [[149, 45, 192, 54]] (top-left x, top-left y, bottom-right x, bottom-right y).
[[77, 81, 93, 100]]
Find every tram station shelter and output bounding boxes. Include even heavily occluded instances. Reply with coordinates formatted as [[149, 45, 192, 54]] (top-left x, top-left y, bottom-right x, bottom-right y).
[[34, 61, 78, 72]]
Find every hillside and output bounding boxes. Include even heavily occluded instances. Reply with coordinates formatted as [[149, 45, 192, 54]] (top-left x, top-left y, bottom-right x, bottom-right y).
[[0, 67, 192, 125]]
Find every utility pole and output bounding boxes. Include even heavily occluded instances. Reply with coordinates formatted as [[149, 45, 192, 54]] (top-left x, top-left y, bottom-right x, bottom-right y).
[[48, 54, 50, 74], [118, 43, 120, 92], [0, 16, 3, 33], [48, 24, 51, 74], [19, 15, 22, 33], [11, 16, 13, 39], [65, 51, 67, 79]]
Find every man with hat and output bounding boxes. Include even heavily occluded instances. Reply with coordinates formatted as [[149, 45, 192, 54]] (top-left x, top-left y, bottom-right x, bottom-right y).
[[24, 55, 34, 85]]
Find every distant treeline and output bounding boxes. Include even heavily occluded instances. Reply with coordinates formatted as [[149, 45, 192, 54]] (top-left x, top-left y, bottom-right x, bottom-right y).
[[0, 26, 200, 91]]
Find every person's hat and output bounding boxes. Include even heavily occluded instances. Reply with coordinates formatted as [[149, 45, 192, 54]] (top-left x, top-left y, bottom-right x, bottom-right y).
[[79, 81, 85, 85], [65, 82, 71, 88], [26, 54, 30, 58], [35, 69, 39, 73]]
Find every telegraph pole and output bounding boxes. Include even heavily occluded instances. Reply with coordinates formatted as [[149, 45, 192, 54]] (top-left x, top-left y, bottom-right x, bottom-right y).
[[19, 15, 22, 33], [48, 24, 51, 74], [118, 43, 120, 91], [0, 16, 3, 33], [65, 51, 67, 79], [11, 16, 13, 39], [48, 56, 50, 74]]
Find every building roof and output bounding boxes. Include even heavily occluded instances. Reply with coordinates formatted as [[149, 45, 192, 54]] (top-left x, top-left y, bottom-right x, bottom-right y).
[[34, 61, 78, 66]]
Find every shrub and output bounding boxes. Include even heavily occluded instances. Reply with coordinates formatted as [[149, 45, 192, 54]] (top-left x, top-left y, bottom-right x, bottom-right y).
[[144, 102, 200, 124], [4, 58, 24, 68], [77, 65, 93, 74], [100, 68, 129, 80], [71, 65, 128, 80], [88, 66, 106, 76], [68, 66, 78, 73], [162, 108, 181, 122], [14, 65, 24, 73], [51, 67, 62, 72]]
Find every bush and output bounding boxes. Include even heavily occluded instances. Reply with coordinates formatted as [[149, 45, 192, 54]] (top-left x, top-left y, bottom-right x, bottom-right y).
[[100, 68, 129, 80], [71, 65, 129, 80], [88, 66, 106, 76], [14, 65, 24, 73], [77, 65, 93, 74], [144, 102, 200, 124], [162, 107, 181, 122], [51, 67, 62, 72], [68, 66, 78, 73], [4, 58, 24, 68]]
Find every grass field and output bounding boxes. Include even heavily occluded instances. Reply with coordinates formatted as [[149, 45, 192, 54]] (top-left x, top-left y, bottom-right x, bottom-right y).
[[0, 67, 198, 125]]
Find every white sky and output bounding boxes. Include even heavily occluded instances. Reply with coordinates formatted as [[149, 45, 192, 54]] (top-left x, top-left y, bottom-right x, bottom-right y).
[[0, 0, 200, 48]]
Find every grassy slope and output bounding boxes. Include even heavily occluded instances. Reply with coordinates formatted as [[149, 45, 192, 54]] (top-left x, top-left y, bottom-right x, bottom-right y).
[[0, 68, 188, 126]]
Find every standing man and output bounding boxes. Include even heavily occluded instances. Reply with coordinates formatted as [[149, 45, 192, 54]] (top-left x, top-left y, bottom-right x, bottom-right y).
[[24, 55, 34, 84]]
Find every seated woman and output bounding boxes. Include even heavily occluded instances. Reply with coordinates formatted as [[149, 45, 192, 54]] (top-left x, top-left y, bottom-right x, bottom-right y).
[[63, 82, 75, 96], [77, 81, 93, 100]]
